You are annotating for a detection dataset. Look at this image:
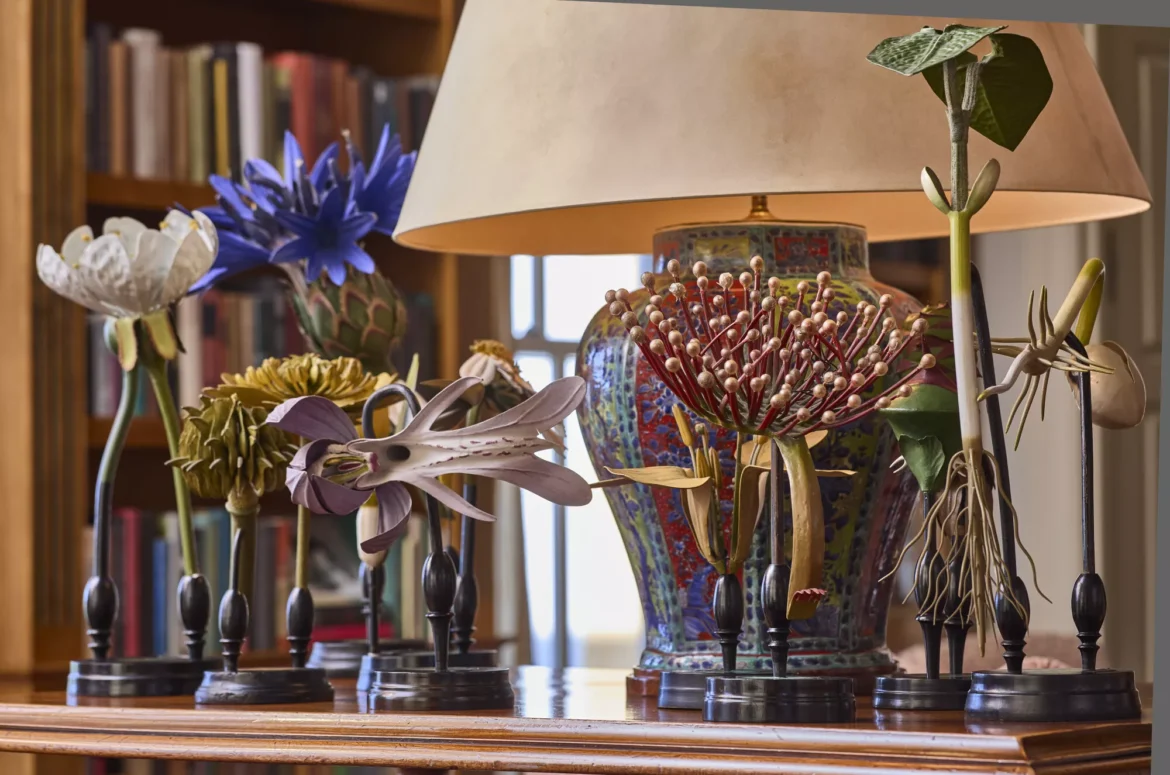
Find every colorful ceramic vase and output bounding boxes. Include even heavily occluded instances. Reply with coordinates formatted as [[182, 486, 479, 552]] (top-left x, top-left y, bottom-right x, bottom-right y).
[[576, 220, 920, 689]]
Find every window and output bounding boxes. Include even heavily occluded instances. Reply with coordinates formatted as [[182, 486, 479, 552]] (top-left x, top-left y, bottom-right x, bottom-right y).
[[509, 254, 650, 668]]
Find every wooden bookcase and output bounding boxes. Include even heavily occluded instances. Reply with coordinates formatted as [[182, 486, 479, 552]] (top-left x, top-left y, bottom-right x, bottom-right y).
[[0, 0, 502, 693]]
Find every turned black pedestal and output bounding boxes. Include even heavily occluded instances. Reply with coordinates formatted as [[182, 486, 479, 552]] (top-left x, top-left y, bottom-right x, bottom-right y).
[[194, 531, 333, 706], [964, 330, 1140, 723], [358, 384, 513, 712]]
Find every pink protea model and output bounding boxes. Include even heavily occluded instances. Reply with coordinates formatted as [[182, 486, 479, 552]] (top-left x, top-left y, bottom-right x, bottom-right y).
[[606, 258, 936, 622]]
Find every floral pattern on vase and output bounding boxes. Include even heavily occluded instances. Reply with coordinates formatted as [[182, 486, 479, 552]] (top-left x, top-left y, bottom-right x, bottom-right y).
[[576, 221, 921, 688]]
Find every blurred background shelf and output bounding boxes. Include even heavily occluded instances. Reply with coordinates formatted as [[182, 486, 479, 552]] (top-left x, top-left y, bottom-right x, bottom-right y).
[[87, 173, 215, 211]]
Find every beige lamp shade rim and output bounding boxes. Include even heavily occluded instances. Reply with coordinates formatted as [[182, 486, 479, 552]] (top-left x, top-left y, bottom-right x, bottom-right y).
[[393, 189, 1151, 256], [395, 2, 1152, 257]]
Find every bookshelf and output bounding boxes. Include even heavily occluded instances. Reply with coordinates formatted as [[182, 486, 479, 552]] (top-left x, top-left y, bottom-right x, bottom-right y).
[[3, 0, 502, 734]]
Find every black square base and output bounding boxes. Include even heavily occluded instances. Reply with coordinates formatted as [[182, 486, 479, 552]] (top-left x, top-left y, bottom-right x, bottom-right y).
[[657, 669, 769, 711], [68, 657, 220, 699], [703, 674, 856, 723], [194, 667, 335, 705], [873, 674, 971, 711], [965, 668, 1142, 723], [366, 666, 514, 711], [306, 639, 429, 678], [356, 649, 499, 692]]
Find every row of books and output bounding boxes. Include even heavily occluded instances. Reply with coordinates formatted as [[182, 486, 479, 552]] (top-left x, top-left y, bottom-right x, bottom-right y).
[[88, 283, 437, 417], [79, 505, 433, 659], [87, 760, 397, 775], [84, 24, 440, 184]]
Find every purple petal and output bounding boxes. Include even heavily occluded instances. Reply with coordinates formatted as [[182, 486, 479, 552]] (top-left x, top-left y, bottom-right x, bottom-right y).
[[391, 377, 482, 437], [453, 376, 586, 438], [310, 142, 341, 190], [290, 438, 336, 473], [340, 211, 377, 242], [358, 482, 413, 554], [307, 475, 370, 516], [408, 476, 498, 523], [473, 457, 593, 507], [267, 396, 358, 442]]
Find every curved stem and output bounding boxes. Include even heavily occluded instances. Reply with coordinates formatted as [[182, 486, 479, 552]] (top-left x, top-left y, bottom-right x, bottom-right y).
[[227, 488, 260, 605], [144, 356, 197, 576], [776, 435, 823, 621], [94, 359, 140, 578]]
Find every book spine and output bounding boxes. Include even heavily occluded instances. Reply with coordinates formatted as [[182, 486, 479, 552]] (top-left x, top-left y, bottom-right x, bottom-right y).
[[236, 42, 264, 167], [272, 53, 316, 165], [89, 24, 113, 173], [107, 40, 129, 177], [171, 50, 190, 183], [369, 77, 398, 152], [152, 536, 169, 656], [210, 52, 231, 178], [313, 56, 334, 160], [122, 28, 162, 179], [268, 58, 293, 178], [154, 46, 172, 181], [187, 45, 212, 184]]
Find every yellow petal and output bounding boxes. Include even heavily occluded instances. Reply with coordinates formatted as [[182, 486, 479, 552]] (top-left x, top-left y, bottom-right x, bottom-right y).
[[815, 469, 856, 478], [729, 464, 769, 572], [684, 484, 723, 572], [805, 430, 829, 449], [141, 309, 178, 360], [603, 466, 709, 489], [114, 317, 138, 371]]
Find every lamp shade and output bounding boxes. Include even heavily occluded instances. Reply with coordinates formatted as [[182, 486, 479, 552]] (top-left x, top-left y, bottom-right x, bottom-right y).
[[393, 0, 1151, 255]]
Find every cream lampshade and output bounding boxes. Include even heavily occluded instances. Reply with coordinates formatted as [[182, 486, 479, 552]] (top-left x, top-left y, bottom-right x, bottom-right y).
[[393, 0, 1150, 254]]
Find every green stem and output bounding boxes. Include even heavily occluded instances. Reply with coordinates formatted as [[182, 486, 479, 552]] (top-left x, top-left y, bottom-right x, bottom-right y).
[[227, 488, 260, 605], [295, 503, 311, 589], [144, 356, 197, 576], [94, 359, 140, 578], [1072, 260, 1106, 345], [950, 211, 983, 449]]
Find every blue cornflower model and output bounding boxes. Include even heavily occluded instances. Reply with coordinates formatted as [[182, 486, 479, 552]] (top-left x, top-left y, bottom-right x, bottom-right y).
[[187, 125, 416, 293]]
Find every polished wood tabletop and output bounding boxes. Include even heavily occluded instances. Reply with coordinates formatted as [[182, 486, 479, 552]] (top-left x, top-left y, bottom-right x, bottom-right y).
[[0, 667, 1151, 774]]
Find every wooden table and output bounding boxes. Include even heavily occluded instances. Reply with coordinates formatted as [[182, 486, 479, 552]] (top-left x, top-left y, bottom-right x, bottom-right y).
[[0, 667, 1151, 774]]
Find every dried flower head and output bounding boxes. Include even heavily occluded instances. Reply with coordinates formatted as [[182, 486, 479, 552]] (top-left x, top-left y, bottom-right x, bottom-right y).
[[169, 394, 298, 503], [608, 261, 934, 438], [210, 353, 396, 417]]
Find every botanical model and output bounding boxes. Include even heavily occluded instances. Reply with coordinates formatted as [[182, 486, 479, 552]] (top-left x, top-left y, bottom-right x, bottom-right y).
[[603, 259, 935, 667]]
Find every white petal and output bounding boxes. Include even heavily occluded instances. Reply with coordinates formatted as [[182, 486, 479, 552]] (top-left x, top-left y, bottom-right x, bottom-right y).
[[60, 226, 95, 264], [458, 353, 496, 384], [36, 243, 105, 314], [162, 209, 218, 255], [76, 234, 140, 317], [102, 217, 148, 260], [159, 211, 218, 304], [131, 230, 181, 311]]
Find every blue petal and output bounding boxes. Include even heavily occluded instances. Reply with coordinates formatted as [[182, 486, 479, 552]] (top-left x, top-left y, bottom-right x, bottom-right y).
[[368, 124, 396, 175], [305, 250, 333, 284], [325, 252, 348, 286], [310, 142, 341, 192], [210, 175, 256, 223], [273, 208, 318, 237], [317, 185, 348, 226], [342, 245, 376, 275], [283, 130, 304, 189], [245, 158, 283, 189], [197, 205, 237, 231], [272, 236, 315, 265], [340, 211, 377, 242]]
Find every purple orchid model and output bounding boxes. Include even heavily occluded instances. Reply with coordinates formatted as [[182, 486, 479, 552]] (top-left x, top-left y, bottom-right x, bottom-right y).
[[185, 125, 415, 374], [266, 375, 593, 554]]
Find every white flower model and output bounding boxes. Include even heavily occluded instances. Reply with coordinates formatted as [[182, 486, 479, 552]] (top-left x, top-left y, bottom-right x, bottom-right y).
[[36, 210, 218, 369]]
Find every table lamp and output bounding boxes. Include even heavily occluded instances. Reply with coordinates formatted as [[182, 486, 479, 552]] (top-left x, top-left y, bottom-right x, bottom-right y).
[[393, 0, 1150, 720]]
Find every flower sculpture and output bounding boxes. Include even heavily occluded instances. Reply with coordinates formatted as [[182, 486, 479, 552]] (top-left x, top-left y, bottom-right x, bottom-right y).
[[37, 211, 217, 370], [267, 375, 593, 555], [607, 260, 934, 621], [169, 394, 298, 600], [36, 210, 220, 659], [188, 125, 414, 373]]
